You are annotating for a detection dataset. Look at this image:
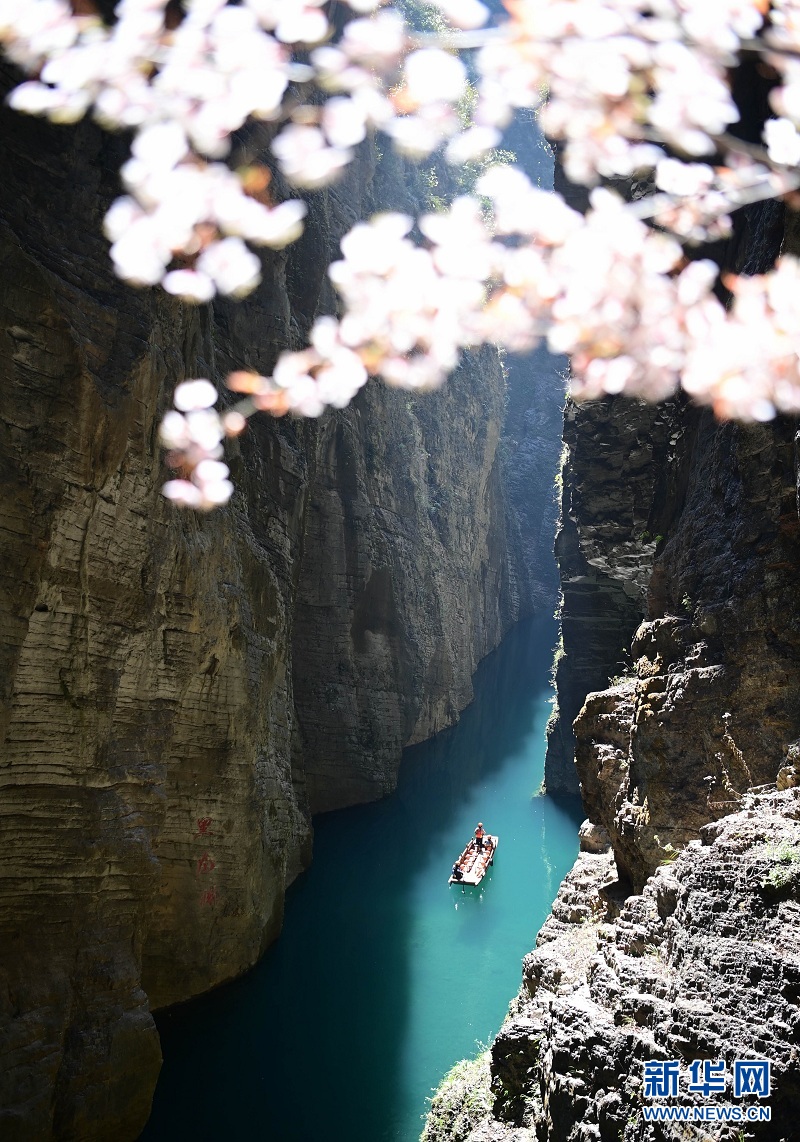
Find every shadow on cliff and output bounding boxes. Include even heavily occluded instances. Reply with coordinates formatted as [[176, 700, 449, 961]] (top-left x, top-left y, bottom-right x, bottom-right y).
[[142, 616, 582, 1142]]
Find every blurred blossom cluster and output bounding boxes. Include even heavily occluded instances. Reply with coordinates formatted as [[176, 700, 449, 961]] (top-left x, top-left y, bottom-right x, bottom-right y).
[[159, 379, 235, 509], [229, 316, 369, 416], [4, 0, 800, 507], [277, 171, 800, 422]]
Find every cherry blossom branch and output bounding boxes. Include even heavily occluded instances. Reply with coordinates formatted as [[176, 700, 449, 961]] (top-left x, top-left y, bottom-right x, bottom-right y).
[[740, 36, 800, 60], [5, 0, 800, 512], [630, 172, 800, 224]]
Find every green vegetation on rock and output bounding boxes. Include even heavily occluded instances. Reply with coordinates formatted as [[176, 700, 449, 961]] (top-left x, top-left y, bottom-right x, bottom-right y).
[[421, 1052, 493, 1142], [761, 841, 800, 889]]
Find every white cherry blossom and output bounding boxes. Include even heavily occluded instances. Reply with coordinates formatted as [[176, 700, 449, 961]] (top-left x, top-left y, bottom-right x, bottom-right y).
[[7, 0, 800, 511], [271, 123, 352, 187], [429, 0, 488, 31], [174, 379, 219, 410], [764, 116, 800, 166], [322, 96, 369, 148], [445, 125, 501, 164], [196, 237, 262, 296], [339, 10, 406, 69], [160, 382, 235, 508], [655, 157, 715, 196], [163, 270, 216, 302], [403, 49, 467, 106]]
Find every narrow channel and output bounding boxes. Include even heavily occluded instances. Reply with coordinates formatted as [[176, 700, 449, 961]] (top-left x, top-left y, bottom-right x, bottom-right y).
[[141, 614, 581, 1142]]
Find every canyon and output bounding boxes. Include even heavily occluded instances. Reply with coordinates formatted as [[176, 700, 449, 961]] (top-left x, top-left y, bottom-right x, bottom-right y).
[[0, 66, 563, 1138], [2, 37, 800, 1142]]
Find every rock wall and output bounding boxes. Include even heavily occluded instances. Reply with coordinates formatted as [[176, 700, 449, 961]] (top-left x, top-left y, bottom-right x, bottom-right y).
[[291, 347, 517, 815], [544, 395, 691, 797], [425, 167, 800, 1142], [0, 71, 529, 1140], [575, 411, 800, 891]]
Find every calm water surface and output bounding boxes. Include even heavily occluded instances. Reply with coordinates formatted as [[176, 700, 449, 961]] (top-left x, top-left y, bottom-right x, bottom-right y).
[[141, 616, 581, 1142]]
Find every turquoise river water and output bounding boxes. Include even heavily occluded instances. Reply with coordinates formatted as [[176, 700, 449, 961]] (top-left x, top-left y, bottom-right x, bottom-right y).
[[141, 615, 581, 1142]]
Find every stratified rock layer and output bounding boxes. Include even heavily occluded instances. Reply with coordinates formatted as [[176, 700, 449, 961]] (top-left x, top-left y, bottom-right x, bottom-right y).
[[0, 82, 534, 1139], [544, 395, 690, 796]]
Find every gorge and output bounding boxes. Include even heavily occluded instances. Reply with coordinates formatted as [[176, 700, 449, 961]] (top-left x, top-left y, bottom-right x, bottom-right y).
[[2, 28, 800, 1142], [0, 54, 566, 1140], [141, 616, 581, 1142]]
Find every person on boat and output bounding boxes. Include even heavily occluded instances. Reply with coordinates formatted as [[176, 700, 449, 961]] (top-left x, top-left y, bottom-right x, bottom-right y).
[[474, 822, 485, 849], [451, 862, 463, 881]]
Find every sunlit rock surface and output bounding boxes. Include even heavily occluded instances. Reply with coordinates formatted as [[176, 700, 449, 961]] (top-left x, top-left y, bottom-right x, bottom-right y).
[[426, 789, 800, 1142]]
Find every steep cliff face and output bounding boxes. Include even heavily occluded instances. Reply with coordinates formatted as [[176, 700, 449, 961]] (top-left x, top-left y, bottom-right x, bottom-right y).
[[575, 412, 800, 890], [544, 396, 691, 797], [292, 347, 516, 814], [0, 76, 526, 1140], [425, 183, 800, 1142]]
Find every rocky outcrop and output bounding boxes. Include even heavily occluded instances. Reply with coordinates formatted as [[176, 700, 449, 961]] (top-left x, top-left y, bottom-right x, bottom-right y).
[[573, 411, 800, 890], [425, 788, 800, 1142], [0, 73, 530, 1140], [544, 395, 691, 797]]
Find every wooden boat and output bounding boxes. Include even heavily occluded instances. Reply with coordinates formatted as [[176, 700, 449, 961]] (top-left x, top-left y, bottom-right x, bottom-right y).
[[448, 834, 498, 886]]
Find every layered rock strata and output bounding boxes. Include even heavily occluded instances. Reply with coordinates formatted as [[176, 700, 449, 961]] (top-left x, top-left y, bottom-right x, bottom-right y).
[[544, 395, 691, 797], [0, 79, 533, 1139]]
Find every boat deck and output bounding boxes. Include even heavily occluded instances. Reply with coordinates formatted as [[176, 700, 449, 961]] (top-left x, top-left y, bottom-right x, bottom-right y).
[[448, 834, 498, 885]]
